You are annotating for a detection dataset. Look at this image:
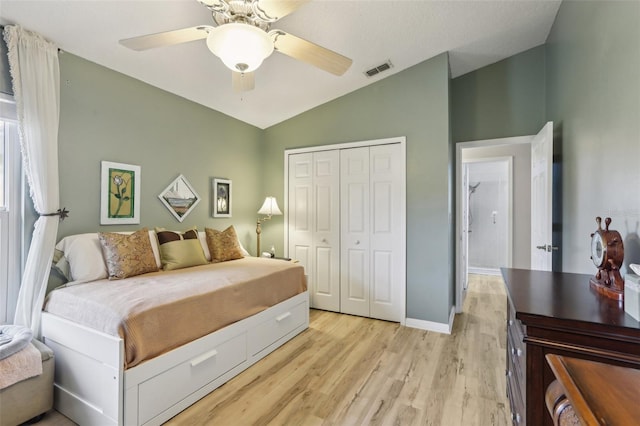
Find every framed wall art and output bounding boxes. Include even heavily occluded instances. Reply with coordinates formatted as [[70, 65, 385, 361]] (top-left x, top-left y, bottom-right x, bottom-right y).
[[100, 161, 141, 225], [158, 174, 201, 222], [212, 178, 232, 217]]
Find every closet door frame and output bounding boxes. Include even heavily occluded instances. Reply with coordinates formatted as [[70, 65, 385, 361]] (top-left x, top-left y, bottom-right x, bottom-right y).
[[284, 136, 407, 325]]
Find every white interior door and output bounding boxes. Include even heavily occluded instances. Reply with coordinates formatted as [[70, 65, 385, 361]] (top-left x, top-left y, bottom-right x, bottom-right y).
[[312, 150, 340, 311], [458, 163, 470, 312], [340, 147, 370, 317], [368, 144, 403, 322], [531, 121, 554, 271], [288, 153, 313, 295]]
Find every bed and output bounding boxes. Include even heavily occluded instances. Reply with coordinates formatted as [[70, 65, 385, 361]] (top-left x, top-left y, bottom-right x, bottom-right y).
[[40, 228, 308, 426]]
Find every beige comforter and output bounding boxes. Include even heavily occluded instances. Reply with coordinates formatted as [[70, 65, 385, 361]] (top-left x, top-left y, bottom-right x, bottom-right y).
[[43, 257, 306, 368]]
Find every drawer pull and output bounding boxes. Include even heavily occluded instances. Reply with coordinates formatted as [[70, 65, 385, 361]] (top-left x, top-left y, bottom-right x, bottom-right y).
[[276, 312, 292, 322], [190, 349, 218, 367]]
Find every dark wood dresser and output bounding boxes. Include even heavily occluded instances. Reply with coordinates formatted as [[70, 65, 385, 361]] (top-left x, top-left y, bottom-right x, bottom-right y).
[[501, 268, 640, 426]]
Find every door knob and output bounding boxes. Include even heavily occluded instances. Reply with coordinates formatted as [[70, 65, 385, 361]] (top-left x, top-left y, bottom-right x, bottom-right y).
[[355, 240, 360, 245]]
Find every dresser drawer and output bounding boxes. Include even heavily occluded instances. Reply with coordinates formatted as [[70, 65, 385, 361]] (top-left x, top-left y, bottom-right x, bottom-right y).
[[508, 330, 526, 392], [248, 301, 307, 356], [507, 371, 526, 426], [506, 297, 526, 425], [137, 332, 247, 424]]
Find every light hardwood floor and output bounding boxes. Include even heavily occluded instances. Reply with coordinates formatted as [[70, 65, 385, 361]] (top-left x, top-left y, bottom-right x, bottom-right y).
[[39, 274, 508, 426]]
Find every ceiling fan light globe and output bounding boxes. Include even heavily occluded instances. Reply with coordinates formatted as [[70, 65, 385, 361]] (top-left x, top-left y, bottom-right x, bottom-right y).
[[206, 23, 274, 73]]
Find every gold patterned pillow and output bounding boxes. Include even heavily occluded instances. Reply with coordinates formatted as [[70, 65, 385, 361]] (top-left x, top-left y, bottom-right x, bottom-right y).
[[205, 226, 244, 262], [98, 228, 159, 279]]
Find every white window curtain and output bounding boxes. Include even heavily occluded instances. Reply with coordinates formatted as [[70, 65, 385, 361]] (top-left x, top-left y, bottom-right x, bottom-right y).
[[4, 25, 61, 337]]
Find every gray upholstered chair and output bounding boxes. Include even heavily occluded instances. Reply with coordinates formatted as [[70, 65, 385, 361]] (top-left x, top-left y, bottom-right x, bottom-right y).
[[0, 340, 54, 426]]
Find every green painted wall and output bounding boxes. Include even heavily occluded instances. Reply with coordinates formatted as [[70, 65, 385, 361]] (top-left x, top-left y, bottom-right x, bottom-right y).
[[545, 0, 640, 273], [451, 45, 546, 143], [56, 53, 264, 251], [263, 53, 453, 324]]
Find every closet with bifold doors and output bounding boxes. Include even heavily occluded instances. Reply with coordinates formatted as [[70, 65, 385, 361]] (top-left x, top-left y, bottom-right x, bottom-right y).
[[285, 138, 406, 322]]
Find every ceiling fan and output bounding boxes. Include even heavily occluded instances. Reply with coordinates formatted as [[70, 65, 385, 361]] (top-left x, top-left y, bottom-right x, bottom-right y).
[[119, 0, 353, 91]]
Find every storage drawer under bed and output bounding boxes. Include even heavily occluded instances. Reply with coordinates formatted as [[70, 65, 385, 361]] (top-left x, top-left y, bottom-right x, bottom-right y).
[[248, 300, 308, 356], [137, 332, 247, 425]]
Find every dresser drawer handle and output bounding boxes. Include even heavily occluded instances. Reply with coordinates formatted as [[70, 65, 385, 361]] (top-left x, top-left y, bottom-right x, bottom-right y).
[[190, 349, 218, 367], [276, 312, 292, 322]]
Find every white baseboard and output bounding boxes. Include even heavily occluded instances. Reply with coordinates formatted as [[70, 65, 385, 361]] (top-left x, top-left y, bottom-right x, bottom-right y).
[[468, 267, 501, 276], [405, 307, 456, 334]]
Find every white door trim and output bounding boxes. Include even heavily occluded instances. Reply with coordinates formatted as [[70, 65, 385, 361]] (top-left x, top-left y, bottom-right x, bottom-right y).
[[284, 136, 406, 325]]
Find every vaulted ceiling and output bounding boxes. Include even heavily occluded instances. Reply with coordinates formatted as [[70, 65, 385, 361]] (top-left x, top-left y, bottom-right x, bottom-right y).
[[0, 0, 561, 129]]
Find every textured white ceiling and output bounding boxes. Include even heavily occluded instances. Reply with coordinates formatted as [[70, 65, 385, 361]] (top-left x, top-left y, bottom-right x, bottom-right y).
[[0, 0, 561, 129]]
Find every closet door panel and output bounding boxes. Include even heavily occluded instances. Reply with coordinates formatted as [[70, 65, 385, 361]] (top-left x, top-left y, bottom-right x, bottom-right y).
[[369, 144, 403, 322], [340, 147, 370, 317], [312, 150, 340, 312], [371, 250, 395, 319], [288, 154, 314, 304]]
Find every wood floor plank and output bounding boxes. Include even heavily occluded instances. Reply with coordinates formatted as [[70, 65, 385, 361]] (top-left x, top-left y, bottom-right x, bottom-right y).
[[163, 274, 509, 426]]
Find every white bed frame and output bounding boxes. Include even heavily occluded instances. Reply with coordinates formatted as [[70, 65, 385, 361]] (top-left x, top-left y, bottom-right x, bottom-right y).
[[41, 291, 309, 426]]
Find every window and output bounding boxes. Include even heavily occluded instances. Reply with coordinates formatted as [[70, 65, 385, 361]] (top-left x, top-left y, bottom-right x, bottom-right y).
[[0, 92, 21, 324]]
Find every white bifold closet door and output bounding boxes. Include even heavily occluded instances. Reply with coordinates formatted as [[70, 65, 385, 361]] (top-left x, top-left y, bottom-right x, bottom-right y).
[[340, 145, 403, 322], [287, 150, 340, 312]]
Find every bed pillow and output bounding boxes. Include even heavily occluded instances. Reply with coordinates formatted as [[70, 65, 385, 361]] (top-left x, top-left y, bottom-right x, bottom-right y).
[[197, 231, 211, 261], [155, 227, 208, 271], [55, 233, 108, 282], [197, 230, 249, 260], [205, 226, 245, 262], [98, 228, 159, 279]]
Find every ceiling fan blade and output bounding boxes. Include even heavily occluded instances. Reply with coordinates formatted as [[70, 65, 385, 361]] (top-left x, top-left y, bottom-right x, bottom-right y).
[[272, 30, 352, 76], [232, 71, 255, 92], [255, 0, 310, 21], [119, 26, 212, 51]]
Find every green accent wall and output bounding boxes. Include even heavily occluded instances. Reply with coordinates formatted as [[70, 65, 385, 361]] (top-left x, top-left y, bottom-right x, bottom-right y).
[[56, 53, 264, 251], [545, 0, 640, 273], [263, 53, 453, 324], [451, 45, 546, 143]]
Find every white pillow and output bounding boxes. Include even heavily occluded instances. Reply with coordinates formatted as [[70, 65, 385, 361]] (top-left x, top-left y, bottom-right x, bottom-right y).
[[198, 231, 211, 261], [56, 231, 162, 283], [55, 233, 107, 283], [238, 240, 250, 257]]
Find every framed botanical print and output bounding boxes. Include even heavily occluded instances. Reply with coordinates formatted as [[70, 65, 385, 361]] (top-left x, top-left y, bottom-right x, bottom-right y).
[[158, 174, 201, 222], [100, 161, 141, 225], [212, 178, 232, 217]]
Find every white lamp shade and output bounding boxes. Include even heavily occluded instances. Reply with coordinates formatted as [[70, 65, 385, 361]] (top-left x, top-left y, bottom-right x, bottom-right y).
[[258, 196, 282, 216], [206, 23, 274, 73]]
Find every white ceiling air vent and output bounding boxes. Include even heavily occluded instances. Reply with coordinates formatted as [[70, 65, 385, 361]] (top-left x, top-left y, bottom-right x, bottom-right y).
[[364, 60, 393, 78]]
